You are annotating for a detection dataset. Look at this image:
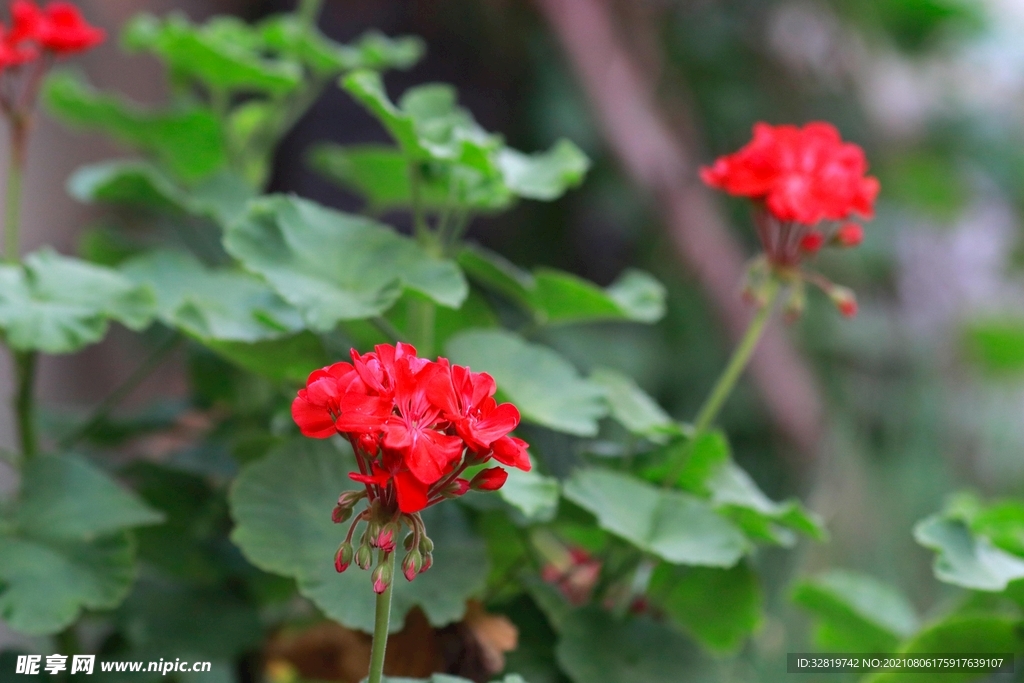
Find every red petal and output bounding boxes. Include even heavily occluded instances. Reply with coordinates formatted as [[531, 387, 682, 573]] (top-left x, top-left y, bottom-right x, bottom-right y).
[[291, 396, 336, 438], [394, 470, 429, 513], [491, 436, 531, 471]]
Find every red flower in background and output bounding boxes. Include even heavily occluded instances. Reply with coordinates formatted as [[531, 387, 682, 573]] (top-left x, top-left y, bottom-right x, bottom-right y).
[[701, 122, 880, 318], [701, 122, 879, 226], [10, 1, 104, 55], [0, 24, 36, 68]]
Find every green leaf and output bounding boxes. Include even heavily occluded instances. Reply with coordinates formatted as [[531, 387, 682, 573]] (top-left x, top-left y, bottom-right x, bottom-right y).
[[962, 318, 1024, 375], [650, 561, 762, 652], [459, 246, 665, 325], [495, 140, 590, 201], [342, 70, 500, 163], [914, 514, 1024, 591], [590, 368, 681, 441], [16, 454, 165, 541], [123, 14, 301, 96], [340, 72, 590, 208], [792, 570, 918, 653], [43, 72, 226, 181], [0, 454, 163, 636], [203, 334, 329, 384], [445, 329, 608, 436], [117, 578, 262, 659], [0, 533, 136, 636], [497, 467, 560, 523], [121, 249, 303, 343], [225, 196, 467, 331], [308, 145, 511, 213], [555, 608, 695, 683], [864, 615, 1024, 683], [259, 19, 423, 76], [655, 431, 825, 544], [0, 249, 156, 354], [69, 162, 254, 226], [563, 468, 748, 566], [229, 439, 488, 631]]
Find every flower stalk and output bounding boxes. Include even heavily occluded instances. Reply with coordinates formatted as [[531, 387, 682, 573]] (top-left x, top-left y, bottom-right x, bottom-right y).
[[367, 550, 396, 683]]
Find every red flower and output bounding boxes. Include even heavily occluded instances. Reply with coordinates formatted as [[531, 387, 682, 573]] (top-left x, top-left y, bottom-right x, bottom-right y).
[[427, 362, 529, 468], [701, 122, 879, 226], [0, 23, 36, 68], [835, 222, 864, 247], [470, 466, 508, 491], [382, 357, 463, 485], [31, 2, 104, 54], [292, 343, 533, 587]]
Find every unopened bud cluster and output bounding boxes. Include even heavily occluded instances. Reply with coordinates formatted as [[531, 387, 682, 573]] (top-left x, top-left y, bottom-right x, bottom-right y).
[[332, 494, 436, 594]]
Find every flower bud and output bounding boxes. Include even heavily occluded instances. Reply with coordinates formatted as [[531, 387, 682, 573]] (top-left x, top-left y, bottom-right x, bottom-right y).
[[372, 558, 393, 594], [374, 523, 399, 553], [442, 478, 470, 498], [402, 549, 423, 582], [799, 231, 825, 254], [420, 551, 433, 574], [357, 433, 379, 456], [420, 535, 435, 554], [331, 491, 364, 524], [334, 542, 354, 573], [828, 286, 858, 318], [355, 543, 374, 571], [834, 222, 863, 247], [470, 467, 508, 492]]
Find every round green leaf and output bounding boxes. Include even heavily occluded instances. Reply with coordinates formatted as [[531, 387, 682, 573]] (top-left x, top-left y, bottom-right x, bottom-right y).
[[445, 329, 608, 436], [0, 533, 136, 636], [555, 608, 697, 683], [16, 454, 165, 542], [651, 562, 762, 652], [792, 570, 918, 653], [563, 468, 748, 566], [914, 515, 1024, 591], [121, 249, 304, 343], [225, 196, 467, 331], [229, 439, 488, 632], [0, 250, 155, 354]]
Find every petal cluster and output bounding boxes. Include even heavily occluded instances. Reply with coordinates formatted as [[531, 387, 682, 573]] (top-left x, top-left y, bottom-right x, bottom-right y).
[[1, 0, 104, 71], [292, 343, 531, 514], [701, 122, 879, 226]]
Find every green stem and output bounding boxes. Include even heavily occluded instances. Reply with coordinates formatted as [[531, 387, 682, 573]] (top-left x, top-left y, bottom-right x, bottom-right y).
[[406, 298, 435, 357], [367, 551, 396, 683], [15, 351, 37, 461], [297, 0, 324, 28], [4, 118, 27, 263], [408, 163, 431, 244], [663, 280, 780, 486], [59, 333, 182, 449], [691, 280, 780, 434]]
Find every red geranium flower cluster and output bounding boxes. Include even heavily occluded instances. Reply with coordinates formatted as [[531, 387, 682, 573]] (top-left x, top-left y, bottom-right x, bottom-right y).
[[292, 344, 531, 593], [702, 122, 880, 318], [293, 342, 530, 514], [701, 122, 878, 227], [0, 1, 103, 69]]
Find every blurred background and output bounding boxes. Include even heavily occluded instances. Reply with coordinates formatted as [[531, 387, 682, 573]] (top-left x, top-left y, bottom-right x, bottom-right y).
[[4, 0, 1024, 678]]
